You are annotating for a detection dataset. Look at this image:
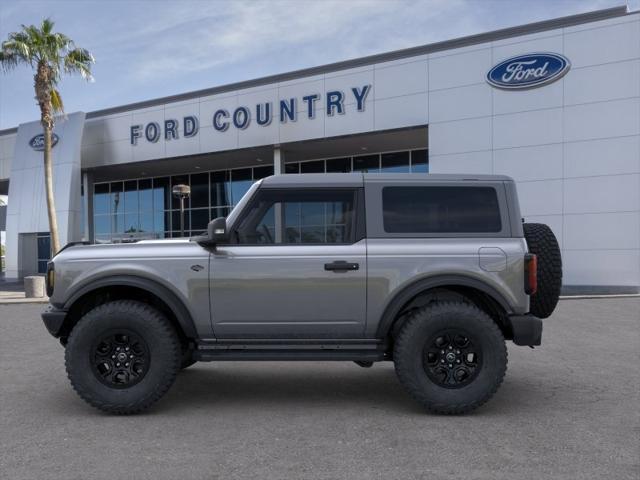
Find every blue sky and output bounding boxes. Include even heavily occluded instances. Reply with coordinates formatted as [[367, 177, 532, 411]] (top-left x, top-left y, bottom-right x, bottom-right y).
[[0, 0, 634, 129]]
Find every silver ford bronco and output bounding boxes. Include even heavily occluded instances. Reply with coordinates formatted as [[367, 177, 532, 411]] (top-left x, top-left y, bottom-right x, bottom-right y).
[[42, 173, 562, 414]]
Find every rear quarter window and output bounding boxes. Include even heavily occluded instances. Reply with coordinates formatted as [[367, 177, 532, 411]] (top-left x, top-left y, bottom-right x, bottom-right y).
[[382, 186, 502, 233]]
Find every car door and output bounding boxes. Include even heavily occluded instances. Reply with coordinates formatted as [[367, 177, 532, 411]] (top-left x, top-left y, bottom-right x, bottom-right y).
[[210, 187, 367, 339]]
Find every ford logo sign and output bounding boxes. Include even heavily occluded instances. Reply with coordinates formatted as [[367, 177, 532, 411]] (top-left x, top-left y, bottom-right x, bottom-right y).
[[487, 53, 570, 90], [29, 133, 59, 151]]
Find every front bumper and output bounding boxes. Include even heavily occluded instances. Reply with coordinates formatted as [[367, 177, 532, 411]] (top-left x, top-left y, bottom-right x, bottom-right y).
[[41, 306, 68, 338], [508, 314, 542, 346]]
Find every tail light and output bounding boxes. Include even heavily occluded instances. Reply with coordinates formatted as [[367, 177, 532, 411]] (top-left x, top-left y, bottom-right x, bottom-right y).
[[524, 254, 537, 295]]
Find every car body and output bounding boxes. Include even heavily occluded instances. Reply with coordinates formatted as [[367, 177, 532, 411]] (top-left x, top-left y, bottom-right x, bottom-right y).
[[42, 173, 561, 414]]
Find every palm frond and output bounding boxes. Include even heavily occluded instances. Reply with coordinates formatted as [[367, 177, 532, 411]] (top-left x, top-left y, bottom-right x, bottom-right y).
[[41, 18, 54, 35], [0, 50, 19, 70], [64, 47, 94, 81], [50, 88, 64, 114], [2, 36, 33, 62]]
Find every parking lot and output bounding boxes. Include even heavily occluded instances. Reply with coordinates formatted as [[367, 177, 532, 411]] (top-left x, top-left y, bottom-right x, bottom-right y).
[[0, 297, 638, 480]]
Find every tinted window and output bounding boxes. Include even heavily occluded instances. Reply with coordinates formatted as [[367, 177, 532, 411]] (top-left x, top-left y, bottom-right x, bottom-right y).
[[236, 189, 356, 245], [353, 154, 379, 172], [326, 157, 351, 173], [230, 168, 253, 204], [411, 149, 429, 173], [381, 152, 409, 173], [300, 160, 325, 173], [190, 173, 209, 208], [382, 186, 501, 233]]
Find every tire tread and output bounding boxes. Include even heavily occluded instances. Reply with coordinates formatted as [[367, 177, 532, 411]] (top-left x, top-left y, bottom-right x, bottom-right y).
[[65, 300, 181, 415], [523, 223, 562, 319], [394, 301, 507, 415]]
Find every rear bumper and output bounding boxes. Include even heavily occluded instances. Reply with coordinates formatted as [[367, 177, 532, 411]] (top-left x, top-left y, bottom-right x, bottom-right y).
[[508, 314, 542, 346], [41, 306, 68, 338]]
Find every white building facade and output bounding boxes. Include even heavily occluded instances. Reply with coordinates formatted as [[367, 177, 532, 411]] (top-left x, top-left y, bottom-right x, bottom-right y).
[[0, 6, 638, 293]]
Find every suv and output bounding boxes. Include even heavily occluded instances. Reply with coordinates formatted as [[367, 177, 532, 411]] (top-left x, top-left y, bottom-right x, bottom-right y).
[[42, 173, 562, 414]]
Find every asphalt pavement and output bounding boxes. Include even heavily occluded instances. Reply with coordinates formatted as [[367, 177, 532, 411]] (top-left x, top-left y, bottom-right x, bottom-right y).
[[0, 298, 638, 480]]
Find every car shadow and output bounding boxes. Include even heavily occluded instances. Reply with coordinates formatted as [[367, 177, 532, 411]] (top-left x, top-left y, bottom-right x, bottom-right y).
[[155, 362, 421, 414], [153, 363, 554, 417], [45, 363, 561, 418]]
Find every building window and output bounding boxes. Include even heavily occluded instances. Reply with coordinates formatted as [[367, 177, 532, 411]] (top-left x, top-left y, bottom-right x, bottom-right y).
[[411, 149, 429, 173], [36, 232, 50, 274], [92, 164, 270, 243], [353, 154, 380, 173], [381, 151, 410, 172], [285, 148, 428, 176], [326, 157, 351, 173]]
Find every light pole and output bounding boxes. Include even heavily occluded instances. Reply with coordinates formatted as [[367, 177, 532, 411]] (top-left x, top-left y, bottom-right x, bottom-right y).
[[172, 184, 191, 237]]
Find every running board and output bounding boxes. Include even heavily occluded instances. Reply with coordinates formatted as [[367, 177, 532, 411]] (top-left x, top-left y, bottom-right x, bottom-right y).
[[194, 339, 388, 362]]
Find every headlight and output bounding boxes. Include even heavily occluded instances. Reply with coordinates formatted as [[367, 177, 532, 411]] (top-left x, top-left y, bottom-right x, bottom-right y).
[[46, 262, 55, 297]]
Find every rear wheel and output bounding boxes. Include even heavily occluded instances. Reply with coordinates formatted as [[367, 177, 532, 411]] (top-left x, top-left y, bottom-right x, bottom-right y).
[[65, 300, 181, 414], [393, 302, 507, 414], [523, 222, 562, 318]]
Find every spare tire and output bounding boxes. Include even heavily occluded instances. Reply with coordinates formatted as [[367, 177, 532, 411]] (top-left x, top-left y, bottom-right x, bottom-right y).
[[523, 223, 562, 318]]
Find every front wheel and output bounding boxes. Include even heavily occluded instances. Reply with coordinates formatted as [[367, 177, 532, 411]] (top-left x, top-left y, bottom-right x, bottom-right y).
[[65, 300, 181, 414], [393, 302, 507, 414]]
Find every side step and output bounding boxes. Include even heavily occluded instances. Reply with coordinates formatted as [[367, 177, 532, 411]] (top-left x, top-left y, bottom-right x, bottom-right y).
[[194, 339, 388, 362]]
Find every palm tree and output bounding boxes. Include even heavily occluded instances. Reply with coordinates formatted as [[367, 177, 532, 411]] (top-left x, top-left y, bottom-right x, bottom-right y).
[[0, 18, 93, 254]]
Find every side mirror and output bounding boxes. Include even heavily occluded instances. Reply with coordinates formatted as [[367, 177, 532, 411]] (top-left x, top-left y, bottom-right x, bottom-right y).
[[193, 217, 228, 247], [208, 217, 228, 244]]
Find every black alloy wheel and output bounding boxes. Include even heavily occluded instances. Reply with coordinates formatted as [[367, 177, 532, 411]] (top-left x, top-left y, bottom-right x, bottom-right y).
[[423, 329, 482, 388], [91, 330, 150, 388]]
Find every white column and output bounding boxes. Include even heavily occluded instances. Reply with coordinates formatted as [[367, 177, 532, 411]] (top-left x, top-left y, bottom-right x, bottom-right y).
[[82, 171, 92, 242], [273, 146, 284, 242], [273, 146, 284, 175]]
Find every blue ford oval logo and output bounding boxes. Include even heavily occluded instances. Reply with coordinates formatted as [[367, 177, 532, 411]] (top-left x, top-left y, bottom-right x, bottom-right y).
[[29, 133, 59, 151], [487, 53, 570, 90]]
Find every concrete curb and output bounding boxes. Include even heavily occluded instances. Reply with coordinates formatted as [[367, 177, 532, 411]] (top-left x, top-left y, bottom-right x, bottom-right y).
[[0, 297, 50, 305], [560, 294, 640, 300]]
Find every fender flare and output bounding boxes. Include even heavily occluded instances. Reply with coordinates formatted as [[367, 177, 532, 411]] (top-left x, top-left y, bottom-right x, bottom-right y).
[[63, 274, 198, 339], [375, 274, 513, 338]]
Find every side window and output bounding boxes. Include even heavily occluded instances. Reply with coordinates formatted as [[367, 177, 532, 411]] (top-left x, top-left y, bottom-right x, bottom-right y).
[[382, 186, 502, 234], [236, 189, 357, 245]]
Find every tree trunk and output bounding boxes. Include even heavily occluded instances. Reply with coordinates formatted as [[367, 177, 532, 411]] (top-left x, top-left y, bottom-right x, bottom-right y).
[[35, 63, 61, 255], [43, 123, 61, 254]]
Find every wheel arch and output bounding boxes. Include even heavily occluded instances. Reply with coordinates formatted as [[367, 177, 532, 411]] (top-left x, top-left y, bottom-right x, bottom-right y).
[[60, 275, 198, 344], [375, 274, 514, 340]]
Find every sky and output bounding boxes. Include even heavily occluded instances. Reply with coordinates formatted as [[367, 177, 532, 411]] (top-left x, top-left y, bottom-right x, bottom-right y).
[[0, 0, 636, 130]]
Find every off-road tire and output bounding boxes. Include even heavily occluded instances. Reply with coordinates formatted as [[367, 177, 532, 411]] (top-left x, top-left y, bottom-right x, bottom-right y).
[[523, 222, 562, 318], [394, 302, 507, 414], [65, 300, 181, 414]]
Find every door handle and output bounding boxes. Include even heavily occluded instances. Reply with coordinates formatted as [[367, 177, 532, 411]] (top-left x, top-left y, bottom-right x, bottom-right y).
[[324, 261, 359, 272]]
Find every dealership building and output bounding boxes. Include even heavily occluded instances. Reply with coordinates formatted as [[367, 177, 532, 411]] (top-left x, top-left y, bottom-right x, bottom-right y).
[[0, 6, 638, 293]]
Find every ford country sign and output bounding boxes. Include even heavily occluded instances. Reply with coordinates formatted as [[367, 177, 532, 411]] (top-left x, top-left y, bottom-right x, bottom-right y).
[[29, 133, 59, 151], [130, 84, 371, 145], [487, 53, 570, 90]]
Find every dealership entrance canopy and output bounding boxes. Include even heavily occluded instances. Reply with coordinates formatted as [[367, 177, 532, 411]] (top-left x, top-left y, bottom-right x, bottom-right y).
[[0, 6, 638, 293]]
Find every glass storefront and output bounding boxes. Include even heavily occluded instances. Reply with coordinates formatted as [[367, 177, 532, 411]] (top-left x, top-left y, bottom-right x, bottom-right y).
[[91, 148, 428, 243], [284, 149, 428, 174], [93, 165, 273, 243], [36, 232, 51, 273]]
